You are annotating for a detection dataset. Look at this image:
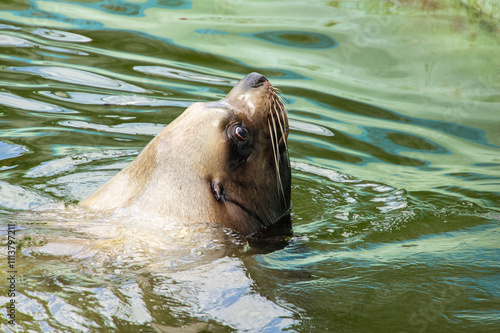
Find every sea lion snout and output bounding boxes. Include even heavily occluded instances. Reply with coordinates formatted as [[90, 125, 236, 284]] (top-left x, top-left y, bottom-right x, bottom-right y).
[[225, 73, 270, 101], [245, 72, 269, 88]]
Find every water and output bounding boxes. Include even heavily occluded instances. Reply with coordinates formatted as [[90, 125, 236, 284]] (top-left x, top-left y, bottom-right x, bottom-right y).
[[1, 0, 499, 331]]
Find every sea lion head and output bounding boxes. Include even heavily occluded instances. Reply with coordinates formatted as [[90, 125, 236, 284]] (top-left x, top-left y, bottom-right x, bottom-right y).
[[81, 73, 291, 239], [178, 73, 291, 237]]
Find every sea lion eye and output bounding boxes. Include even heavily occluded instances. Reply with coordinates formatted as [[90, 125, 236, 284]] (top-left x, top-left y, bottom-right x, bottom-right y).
[[226, 123, 252, 164], [234, 126, 248, 141]]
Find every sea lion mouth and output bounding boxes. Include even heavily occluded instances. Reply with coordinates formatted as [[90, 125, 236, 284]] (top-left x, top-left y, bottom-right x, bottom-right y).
[[211, 180, 278, 229], [226, 198, 268, 229], [224, 191, 292, 236]]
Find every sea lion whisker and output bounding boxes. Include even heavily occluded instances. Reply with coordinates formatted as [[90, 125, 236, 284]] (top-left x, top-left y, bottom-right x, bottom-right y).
[[268, 114, 278, 165], [273, 101, 288, 151], [270, 89, 287, 148], [269, 110, 286, 203], [268, 119, 282, 201], [268, 88, 289, 175]]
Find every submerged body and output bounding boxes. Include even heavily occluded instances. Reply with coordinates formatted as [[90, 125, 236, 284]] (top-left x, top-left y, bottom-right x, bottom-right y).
[[81, 73, 291, 237]]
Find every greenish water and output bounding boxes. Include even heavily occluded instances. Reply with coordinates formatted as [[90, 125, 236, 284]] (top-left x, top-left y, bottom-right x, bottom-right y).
[[0, 0, 499, 332]]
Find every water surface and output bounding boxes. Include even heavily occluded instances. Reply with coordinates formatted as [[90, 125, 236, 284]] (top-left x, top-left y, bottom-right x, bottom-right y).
[[0, 0, 499, 332]]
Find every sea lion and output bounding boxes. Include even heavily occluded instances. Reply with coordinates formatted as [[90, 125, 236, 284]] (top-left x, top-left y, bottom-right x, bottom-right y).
[[80, 73, 291, 238]]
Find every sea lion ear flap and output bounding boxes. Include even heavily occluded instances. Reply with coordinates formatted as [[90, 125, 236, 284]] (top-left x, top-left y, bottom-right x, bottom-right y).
[[211, 180, 224, 202]]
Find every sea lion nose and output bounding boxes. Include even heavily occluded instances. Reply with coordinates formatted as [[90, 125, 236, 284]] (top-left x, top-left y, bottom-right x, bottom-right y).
[[245, 72, 268, 88], [223, 72, 270, 102]]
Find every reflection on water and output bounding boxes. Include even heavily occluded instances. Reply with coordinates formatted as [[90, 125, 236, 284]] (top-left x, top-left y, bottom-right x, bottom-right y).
[[8, 66, 146, 92], [0, 0, 499, 332], [195, 29, 338, 49]]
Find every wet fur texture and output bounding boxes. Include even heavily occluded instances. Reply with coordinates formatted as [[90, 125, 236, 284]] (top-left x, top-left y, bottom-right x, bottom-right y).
[[81, 73, 291, 237]]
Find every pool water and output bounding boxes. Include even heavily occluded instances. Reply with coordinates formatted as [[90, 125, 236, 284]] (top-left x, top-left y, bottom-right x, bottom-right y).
[[0, 0, 499, 332]]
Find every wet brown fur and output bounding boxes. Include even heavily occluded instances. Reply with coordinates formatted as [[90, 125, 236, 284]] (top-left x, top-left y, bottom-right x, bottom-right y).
[[80, 73, 291, 237]]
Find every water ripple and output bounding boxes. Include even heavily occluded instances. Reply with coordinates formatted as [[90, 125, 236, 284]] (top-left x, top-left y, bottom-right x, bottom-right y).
[[0, 181, 54, 210], [0, 141, 27, 161], [289, 119, 334, 137], [60, 120, 165, 136], [0, 34, 34, 47], [38, 90, 192, 107], [0, 91, 73, 113], [7, 66, 146, 92], [30, 28, 91, 42], [248, 30, 337, 49], [134, 65, 236, 86], [0, 33, 89, 56]]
